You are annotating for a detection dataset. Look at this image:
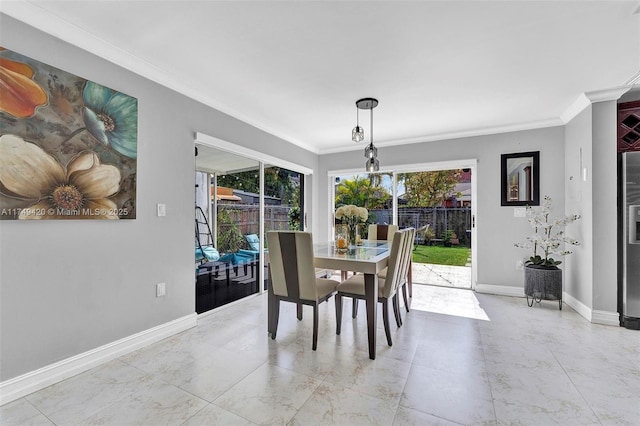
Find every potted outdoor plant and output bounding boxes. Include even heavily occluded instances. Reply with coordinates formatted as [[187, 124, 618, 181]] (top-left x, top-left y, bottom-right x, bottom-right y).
[[514, 196, 580, 309], [443, 229, 454, 247]]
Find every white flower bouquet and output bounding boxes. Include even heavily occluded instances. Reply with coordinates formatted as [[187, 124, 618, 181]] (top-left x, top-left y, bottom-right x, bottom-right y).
[[335, 204, 368, 245]]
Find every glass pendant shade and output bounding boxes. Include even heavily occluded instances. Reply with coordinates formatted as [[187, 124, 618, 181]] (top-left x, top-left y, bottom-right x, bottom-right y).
[[352, 125, 364, 142], [353, 97, 380, 172], [364, 142, 377, 159], [366, 157, 379, 172]]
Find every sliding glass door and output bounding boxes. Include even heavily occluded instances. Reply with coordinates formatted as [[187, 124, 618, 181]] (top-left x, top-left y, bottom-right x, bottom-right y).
[[331, 166, 473, 290], [195, 144, 306, 313], [333, 172, 392, 239]]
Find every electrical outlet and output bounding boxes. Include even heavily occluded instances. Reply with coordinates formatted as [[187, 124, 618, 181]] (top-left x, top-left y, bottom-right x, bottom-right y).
[[516, 260, 524, 271], [156, 282, 166, 297], [157, 203, 166, 217], [514, 207, 526, 218]]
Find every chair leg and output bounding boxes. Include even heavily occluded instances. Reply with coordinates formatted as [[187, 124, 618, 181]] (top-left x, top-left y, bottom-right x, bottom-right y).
[[297, 303, 303, 321], [382, 299, 392, 346], [335, 293, 343, 335], [267, 267, 274, 336], [352, 299, 358, 318], [271, 299, 280, 340], [312, 303, 319, 351], [402, 283, 410, 313], [393, 294, 402, 327]]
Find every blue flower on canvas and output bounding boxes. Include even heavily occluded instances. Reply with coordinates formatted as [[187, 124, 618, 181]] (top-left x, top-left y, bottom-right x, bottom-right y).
[[82, 81, 138, 159]]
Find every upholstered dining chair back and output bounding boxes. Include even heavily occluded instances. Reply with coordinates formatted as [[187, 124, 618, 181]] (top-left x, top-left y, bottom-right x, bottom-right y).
[[381, 228, 415, 299], [266, 230, 339, 351], [368, 224, 399, 241], [266, 231, 320, 301]]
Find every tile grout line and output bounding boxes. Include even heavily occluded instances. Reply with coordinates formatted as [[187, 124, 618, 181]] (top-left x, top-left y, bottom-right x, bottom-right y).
[[545, 342, 605, 425], [477, 317, 500, 425]]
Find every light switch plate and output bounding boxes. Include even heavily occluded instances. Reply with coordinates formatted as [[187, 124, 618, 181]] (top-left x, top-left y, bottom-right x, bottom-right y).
[[514, 207, 526, 218], [156, 282, 166, 297], [157, 203, 166, 217]]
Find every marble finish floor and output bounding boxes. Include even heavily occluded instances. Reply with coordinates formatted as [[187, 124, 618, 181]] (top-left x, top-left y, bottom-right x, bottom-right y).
[[2, 285, 639, 425]]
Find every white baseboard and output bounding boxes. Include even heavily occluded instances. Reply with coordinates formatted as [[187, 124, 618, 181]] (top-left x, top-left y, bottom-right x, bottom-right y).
[[474, 286, 620, 327], [561, 292, 619, 326], [475, 283, 524, 297], [562, 292, 591, 321], [0, 313, 197, 406], [591, 309, 621, 326]]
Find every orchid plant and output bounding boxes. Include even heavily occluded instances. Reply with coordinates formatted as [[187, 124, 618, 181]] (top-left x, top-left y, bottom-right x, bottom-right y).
[[514, 196, 581, 268]]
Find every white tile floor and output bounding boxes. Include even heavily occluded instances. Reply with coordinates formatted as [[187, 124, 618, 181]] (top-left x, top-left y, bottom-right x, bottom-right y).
[[2, 284, 639, 425]]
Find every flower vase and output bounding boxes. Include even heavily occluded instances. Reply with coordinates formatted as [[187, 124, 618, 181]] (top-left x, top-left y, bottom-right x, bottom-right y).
[[348, 224, 358, 248], [336, 226, 349, 253]]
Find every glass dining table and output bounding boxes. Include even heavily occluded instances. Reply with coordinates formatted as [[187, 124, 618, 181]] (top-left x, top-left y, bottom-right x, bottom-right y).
[[314, 240, 391, 359]]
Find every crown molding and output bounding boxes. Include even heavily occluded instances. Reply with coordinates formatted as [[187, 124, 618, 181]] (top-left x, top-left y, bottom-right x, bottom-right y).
[[560, 93, 592, 124], [318, 118, 563, 155], [584, 86, 631, 103], [625, 69, 640, 86], [561, 85, 633, 124]]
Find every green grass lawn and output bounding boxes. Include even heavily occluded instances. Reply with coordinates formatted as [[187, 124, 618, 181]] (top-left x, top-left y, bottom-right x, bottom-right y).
[[412, 245, 471, 266]]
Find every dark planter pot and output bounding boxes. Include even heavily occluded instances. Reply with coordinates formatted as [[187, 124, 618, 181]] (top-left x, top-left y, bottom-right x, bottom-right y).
[[524, 265, 563, 310]]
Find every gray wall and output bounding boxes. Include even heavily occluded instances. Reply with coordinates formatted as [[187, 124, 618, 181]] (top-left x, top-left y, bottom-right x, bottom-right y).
[[564, 100, 620, 314], [564, 106, 593, 308], [0, 15, 317, 381], [592, 101, 618, 313], [318, 127, 566, 289]]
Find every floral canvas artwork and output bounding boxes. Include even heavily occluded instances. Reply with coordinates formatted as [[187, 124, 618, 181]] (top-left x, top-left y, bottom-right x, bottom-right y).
[[0, 47, 137, 220]]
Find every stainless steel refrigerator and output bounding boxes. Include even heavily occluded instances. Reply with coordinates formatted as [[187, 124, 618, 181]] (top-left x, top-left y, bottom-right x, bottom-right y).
[[622, 151, 640, 329]]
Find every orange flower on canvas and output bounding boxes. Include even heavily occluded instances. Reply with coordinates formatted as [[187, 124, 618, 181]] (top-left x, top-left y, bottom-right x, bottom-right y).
[[0, 52, 48, 118]]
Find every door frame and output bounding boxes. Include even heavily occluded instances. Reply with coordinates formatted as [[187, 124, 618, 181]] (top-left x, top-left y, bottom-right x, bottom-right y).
[[195, 132, 313, 296], [328, 158, 478, 290]]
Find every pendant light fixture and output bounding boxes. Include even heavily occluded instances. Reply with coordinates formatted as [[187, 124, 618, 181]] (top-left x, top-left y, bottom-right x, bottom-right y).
[[354, 97, 379, 172], [352, 105, 364, 143]]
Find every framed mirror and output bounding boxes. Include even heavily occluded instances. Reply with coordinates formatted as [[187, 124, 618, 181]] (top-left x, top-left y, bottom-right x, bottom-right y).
[[501, 151, 540, 206]]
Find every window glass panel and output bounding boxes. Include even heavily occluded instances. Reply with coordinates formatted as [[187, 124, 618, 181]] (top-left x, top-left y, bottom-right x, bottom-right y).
[[263, 165, 304, 234], [195, 144, 260, 312], [333, 172, 392, 239]]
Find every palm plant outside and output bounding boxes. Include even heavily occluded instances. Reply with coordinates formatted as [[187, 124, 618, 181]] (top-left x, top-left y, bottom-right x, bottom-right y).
[[335, 175, 390, 210], [334, 172, 470, 267]]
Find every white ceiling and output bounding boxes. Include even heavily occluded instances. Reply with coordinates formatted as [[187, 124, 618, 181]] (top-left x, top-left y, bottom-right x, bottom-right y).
[[3, 1, 640, 155], [195, 144, 259, 175]]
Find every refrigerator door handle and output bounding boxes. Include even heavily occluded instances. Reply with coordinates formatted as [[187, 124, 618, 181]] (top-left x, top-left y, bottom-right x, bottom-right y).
[[630, 205, 640, 245]]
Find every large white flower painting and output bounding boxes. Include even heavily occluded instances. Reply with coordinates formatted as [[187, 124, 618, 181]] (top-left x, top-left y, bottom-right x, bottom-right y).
[[0, 47, 137, 220]]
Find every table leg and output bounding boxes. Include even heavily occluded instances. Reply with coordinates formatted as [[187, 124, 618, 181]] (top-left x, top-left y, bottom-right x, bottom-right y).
[[364, 272, 378, 360]]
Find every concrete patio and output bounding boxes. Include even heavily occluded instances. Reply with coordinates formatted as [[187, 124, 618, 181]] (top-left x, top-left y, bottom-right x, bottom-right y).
[[411, 262, 471, 289]]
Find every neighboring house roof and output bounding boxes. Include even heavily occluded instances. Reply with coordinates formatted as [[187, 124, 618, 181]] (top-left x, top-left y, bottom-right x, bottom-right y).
[[213, 186, 242, 202]]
